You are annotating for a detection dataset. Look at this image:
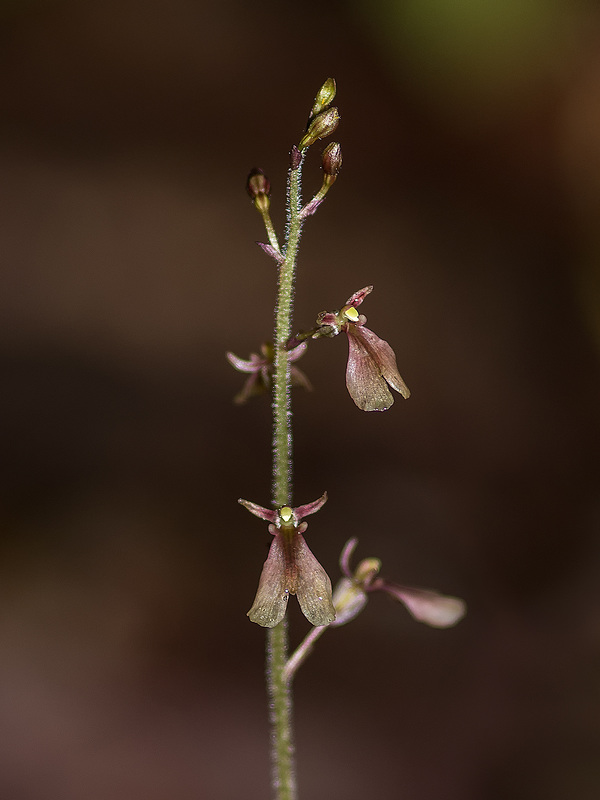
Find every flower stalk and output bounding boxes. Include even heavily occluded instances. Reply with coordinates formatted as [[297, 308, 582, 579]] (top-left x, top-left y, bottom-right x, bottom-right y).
[[241, 80, 341, 800], [284, 624, 326, 682], [267, 138, 307, 800], [272, 149, 305, 508]]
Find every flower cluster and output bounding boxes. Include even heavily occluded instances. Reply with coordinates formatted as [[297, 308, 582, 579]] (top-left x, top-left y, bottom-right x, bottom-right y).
[[231, 79, 463, 657], [239, 494, 336, 628]]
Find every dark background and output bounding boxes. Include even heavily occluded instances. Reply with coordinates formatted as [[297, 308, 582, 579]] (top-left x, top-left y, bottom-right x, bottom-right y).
[[1, 1, 599, 798]]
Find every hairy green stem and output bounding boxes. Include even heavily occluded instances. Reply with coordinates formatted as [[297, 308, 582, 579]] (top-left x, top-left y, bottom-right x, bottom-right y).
[[272, 152, 304, 508], [267, 151, 305, 800], [267, 618, 295, 800]]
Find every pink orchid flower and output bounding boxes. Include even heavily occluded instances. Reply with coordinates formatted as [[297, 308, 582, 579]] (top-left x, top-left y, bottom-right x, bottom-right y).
[[332, 538, 466, 628], [239, 493, 335, 628], [315, 286, 410, 411], [227, 341, 311, 404]]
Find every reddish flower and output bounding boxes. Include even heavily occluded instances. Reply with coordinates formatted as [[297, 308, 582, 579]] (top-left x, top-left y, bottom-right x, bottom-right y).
[[239, 494, 336, 628], [315, 286, 410, 411], [331, 538, 466, 628], [226, 341, 311, 404]]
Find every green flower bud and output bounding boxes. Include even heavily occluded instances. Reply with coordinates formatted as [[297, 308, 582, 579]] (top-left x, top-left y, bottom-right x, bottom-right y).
[[309, 78, 336, 120], [299, 107, 340, 150], [247, 168, 270, 198], [246, 168, 271, 212]]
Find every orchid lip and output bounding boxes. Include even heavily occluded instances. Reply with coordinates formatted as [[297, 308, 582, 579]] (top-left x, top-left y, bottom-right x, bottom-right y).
[[247, 524, 336, 628]]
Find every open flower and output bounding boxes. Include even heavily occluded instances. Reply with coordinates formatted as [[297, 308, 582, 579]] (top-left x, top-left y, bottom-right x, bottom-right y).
[[314, 286, 410, 411], [239, 493, 336, 628], [227, 341, 311, 404], [331, 538, 466, 628]]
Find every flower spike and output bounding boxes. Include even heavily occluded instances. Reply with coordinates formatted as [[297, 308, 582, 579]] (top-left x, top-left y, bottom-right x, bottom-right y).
[[239, 495, 335, 628]]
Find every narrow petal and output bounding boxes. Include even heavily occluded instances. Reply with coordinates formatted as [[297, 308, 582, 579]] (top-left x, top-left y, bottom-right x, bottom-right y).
[[226, 351, 261, 373], [294, 492, 328, 522], [346, 327, 394, 411], [291, 366, 312, 392], [294, 534, 336, 627], [354, 326, 410, 400], [238, 498, 279, 524], [233, 373, 263, 405], [287, 341, 308, 363], [339, 537, 359, 578], [345, 286, 373, 307], [383, 583, 466, 628], [248, 535, 290, 627]]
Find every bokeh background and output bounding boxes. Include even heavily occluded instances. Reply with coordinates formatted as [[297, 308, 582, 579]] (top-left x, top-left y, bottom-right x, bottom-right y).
[[1, 1, 600, 798]]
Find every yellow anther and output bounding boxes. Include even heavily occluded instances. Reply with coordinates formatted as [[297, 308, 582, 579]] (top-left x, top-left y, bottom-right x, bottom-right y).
[[279, 506, 294, 524], [342, 305, 359, 322], [354, 557, 381, 584]]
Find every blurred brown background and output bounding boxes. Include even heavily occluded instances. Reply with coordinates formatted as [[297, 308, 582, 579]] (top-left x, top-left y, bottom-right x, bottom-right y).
[[1, 1, 599, 798]]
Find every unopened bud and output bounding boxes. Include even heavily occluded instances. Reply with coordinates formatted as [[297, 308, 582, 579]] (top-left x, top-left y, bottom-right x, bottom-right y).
[[299, 107, 340, 150], [322, 142, 342, 186], [247, 168, 270, 198], [309, 78, 336, 120], [246, 168, 271, 212]]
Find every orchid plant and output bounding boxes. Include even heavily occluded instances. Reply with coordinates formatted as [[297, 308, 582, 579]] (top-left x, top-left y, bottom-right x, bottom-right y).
[[228, 79, 466, 800]]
